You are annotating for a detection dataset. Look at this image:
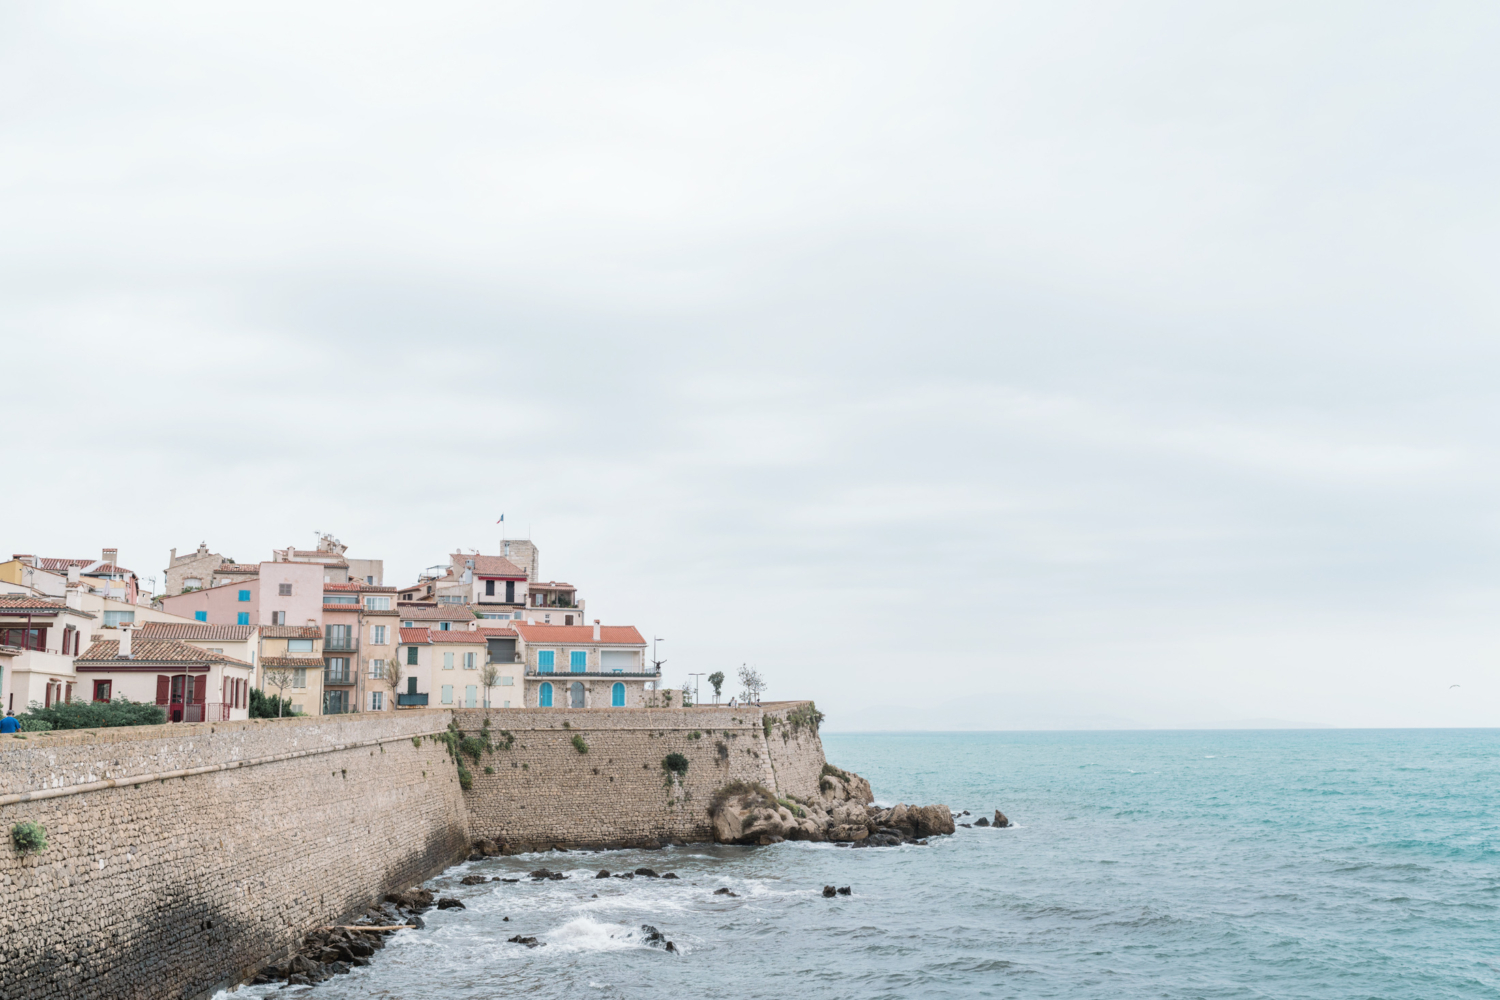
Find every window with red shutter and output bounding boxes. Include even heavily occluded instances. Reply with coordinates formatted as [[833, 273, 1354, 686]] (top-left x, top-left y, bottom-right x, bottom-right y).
[[156, 675, 170, 705]]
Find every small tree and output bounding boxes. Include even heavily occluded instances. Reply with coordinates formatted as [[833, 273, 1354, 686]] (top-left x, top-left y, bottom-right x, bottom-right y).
[[708, 671, 725, 703], [263, 667, 294, 717], [480, 661, 499, 709], [680, 680, 693, 707], [385, 651, 405, 709], [737, 664, 766, 704], [662, 688, 674, 708]]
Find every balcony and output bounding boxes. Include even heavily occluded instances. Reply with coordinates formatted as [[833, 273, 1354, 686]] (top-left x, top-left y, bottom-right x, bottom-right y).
[[529, 595, 578, 609], [527, 668, 657, 679], [324, 636, 357, 651], [324, 668, 353, 686], [397, 693, 429, 707]]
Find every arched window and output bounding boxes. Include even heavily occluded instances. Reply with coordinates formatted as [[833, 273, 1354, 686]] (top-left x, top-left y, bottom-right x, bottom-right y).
[[539, 682, 553, 708], [611, 682, 625, 707], [570, 681, 585, 708]]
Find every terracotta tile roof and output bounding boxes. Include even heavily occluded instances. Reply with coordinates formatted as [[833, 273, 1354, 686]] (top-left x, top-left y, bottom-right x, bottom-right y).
[[260, 656, 327, 667], [322, 604, 361, 613], [22, 557, 138, 577], [323, 582, 363, 591], [428, 630, 487, 643], [0, 595, 71, 611], [79, 638, 251, 666], [398, 627, 431, 644], [364, 609, 399, 617], [514, 624, 646, 645], [396, 604, 476, 621], [216, 563, 258, 574], [134, 623, 256, 641], [452, 554, 527, 578], [477, 627, 518, 637], [260, 625, 322, 638]]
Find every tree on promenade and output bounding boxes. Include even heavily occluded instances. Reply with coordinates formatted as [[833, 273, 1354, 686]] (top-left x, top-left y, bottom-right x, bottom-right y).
[[385, 652, 405, 707], [480, 661, 499, 708], [263, 667, 294, 716], [737, 664, 766, 705], [708, 671, 725, 703]]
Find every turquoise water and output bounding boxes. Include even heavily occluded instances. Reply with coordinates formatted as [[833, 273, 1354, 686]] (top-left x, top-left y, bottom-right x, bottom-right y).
[[222, 729, 1500, 999]]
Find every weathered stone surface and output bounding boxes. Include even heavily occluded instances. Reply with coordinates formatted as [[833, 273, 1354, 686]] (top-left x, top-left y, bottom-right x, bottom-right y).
[[994, 810, 1009, 828]]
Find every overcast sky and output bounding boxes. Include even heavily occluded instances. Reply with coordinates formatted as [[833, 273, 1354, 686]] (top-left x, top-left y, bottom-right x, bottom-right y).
[[3, 2, 1497, 729]]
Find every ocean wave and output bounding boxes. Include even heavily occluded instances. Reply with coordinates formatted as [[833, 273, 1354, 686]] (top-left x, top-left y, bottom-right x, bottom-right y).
[[541, 916, 686, 954]]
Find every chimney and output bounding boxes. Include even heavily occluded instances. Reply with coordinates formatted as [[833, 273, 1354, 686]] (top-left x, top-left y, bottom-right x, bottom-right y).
[[102, 547, 118, 567], [593, 619, 601, 641], [118, 626, 132, 659], [67, 566, 80, 585], [64, 587, 82, 610]]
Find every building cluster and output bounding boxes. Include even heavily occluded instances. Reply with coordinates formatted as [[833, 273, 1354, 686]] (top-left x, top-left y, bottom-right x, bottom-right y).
[[0, 534, 660, 721]]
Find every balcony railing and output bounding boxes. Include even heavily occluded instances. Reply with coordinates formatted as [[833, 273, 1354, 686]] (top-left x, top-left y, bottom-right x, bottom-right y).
[[324, 636, 357, 651], [530, 596, 578, 608], [527, 668, 657, 678], [324, 669, 352, 685], [163, 702, 231, 723], [397, 693, 429, 706]]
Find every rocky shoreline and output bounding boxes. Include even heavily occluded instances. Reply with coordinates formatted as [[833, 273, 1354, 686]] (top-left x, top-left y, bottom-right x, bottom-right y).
[[243, 763, 1004, 990]]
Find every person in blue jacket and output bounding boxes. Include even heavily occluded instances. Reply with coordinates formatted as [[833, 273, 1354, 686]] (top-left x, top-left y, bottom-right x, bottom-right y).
[[0, 711, 19, 734]]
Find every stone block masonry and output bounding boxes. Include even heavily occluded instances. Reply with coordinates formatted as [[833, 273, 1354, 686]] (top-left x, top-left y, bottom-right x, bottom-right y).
[[0, 701, 830, 1000], [0, 711, 469, 1000]]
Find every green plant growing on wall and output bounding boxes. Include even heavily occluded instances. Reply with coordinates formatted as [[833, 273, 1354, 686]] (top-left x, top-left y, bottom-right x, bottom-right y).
[[11, 821, 47, 855], [484, 766, 494, 774], [461, 736, 488, 763], [687, 730, 701, 740], [457, 765, 473, 790], [662, 752, 689, 778], [785, 702, 824, 736], [763, 715, 775, 738], [716, 740, 730, 764], [571, 734, 589, 754], [662, 689, 674, 708]]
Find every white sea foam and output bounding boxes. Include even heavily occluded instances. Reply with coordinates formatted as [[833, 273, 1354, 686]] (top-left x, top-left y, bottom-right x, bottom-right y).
[[541, 916, 653, 953]]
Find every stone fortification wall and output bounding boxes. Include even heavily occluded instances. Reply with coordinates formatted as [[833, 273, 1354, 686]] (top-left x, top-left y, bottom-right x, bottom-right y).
[[0, 710, 469, 1000], [759, 703, 829, 798], [451, 701, 828, 849]]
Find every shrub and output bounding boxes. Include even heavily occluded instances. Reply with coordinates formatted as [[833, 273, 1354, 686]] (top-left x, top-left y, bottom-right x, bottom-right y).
[[715, 740, 730, 763], [688, 731, 701, 740], [412, 736, 422, 748], [763, 715, 774, 738], [662, 752, 689, 777], [820, 762, 850, 781], [460, 736, 487, 763], [11, 821, 46, 854], [707, 780, 776, 816], [484, 766, 494, 775], [571, 734, 589, 754], [249, 688, 296, 719], [785, 702, 824, 735], [18, 718, 51, 732], [457, 765, 474, 790], [22, 697, 164, 730]]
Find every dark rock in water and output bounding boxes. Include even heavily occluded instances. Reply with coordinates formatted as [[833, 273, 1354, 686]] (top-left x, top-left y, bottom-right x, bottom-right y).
[[473, 838, 500, 856], [460, 874, 488, 885], [436, 897, 465, 910], [615, 872, 635, 879], [994, 810, 1009, 828], [958, 823, 972, 828], [529, 869, 553, 879], [348, 941, 374, 958], [662, 873, 679, 879], [287, 974, 311, 986], [385, 887, 436, 912], [596, 870, 611, 879], [852, 832, 903, 848], [635, 868, 659, 878], [974, 817, 990, 827], [325, 961, 351, 976], [410, 915, 426, 930], [822, 885, 837, 897], [467, 853, 485, 861], [837, 886, 851, 895], [758, 834, 785, 845], [961, 810, 970, 816], [501, 878, 519, 883], [351, 956, 370, 967], [666, 941, 677, 953], [641, 924, 677, 951], [713, 888, 737, 896], [318, 948, 341, 963], [508, 934, 542, 948]]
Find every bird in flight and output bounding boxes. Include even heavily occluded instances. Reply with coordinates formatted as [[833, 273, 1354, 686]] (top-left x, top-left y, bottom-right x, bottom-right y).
[[1450, 684, 1461, 689]]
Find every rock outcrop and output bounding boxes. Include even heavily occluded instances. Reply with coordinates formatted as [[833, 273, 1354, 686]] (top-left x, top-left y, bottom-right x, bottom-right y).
[[709, 764, 954, 847]]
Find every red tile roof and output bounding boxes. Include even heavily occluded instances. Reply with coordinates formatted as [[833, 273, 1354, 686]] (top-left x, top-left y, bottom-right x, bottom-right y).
[[79, 639, 251, 666], [452, 554, 527, 578], [397, 604, 476, 621], [19, 557, 138, 577], [428, 630, 487, 644], [260, 656, 327, 667], [260, 625, 322, 639], [135, 623, 256, 641], [398, 627, 430, 644], [324, 582, 363, 591], [216, 563, 258, 574], [0, 595, 72, 612], [477, 627, 518, 637], [514, 624, 645, 645]]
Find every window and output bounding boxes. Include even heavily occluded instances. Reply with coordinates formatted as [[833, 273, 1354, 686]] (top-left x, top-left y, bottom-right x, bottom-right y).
[[539, 682, 553, 707], [278, 584, 293, 596], [500, 675, 514, 686], [369, 659, 384, 679], [326, 658, 350, 684], [439, 621, 450, 631], [485, 580, 495, 596], [443, 651, 454, 670], [94, 680, 112, 703], [365, 596, 391, 610], [371, 690, 384, 710], [238, 590, 251, 602], [102, 610, 135, 627], [325, 596, 357, 605], [612, 682, 625, 707], [371, 625, 387, 645], [441, 684, 453, 705], [503, 701, 510, 708], [272, 611, 286, 625], [506, 580, 515, 602], [466, 685, 477, 707], [293, 668, 307, 688], [326, 624, 351, 648], [184, 577, 202, 589], [402, 621, 414, 627], [209, 648, 223, 654], [288, 638, 313, 653], [570, 650, 587, 672], [543, 613, 551, 623], [237, 612, 249, 626], [538, 650, 555, 672], [406, 646, 418, 665], [366, 575, 375, 585], [194, 611, 207, 622], [464, 652, 477, 670], [407, 677, 417, 695], [601, 650, 637, 669]]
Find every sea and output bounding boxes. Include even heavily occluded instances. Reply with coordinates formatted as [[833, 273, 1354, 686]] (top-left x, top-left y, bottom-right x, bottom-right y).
[[217, 729, 1500, 999]]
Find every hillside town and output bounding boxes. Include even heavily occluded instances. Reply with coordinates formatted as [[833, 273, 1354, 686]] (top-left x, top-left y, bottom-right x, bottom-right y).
[[0, 534, 669, 721]]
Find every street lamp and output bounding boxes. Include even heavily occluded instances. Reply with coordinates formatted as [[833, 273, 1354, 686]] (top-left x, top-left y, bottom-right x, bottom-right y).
[[688, 672, 704, 708]]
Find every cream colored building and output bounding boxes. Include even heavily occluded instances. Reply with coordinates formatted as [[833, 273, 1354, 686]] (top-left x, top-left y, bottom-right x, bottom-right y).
[[0, 594, 93, 714], [75, 632, 254, 721], [258, 625, 325, 716]]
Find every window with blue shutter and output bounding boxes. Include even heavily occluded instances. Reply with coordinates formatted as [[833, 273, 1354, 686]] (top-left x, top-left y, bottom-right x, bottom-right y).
[[238, 590, 250, 602], [538, 650, 555, 672], [612, 682, 625, 707], [570, 650, 587, 672], [195, 611, 207, 622], [539, 682, 553, 707], [237, 612, 249, 626]]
